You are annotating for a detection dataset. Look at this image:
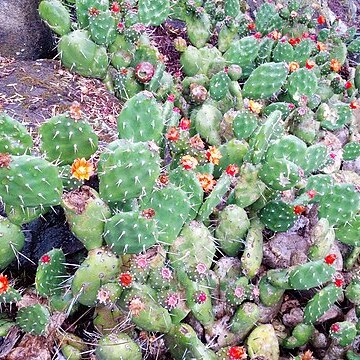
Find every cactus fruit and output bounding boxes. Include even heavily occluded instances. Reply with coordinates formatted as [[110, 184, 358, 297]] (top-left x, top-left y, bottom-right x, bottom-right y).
[[215, 205, 250, 256], [62, 186, 111, 250], [96, 333, 142, 360], [247, 324, 280, 360]]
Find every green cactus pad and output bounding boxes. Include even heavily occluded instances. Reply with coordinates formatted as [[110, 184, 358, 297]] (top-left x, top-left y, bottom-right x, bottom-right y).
[[259, 201, 298, 232], [96, 333, 142, 360], [303, 283, 343, 324], [224, 36, 259, 68], [0, 216, 25, 270], [243, 62, 289, 99], [0, 154, 63, 207], [258, 158, 301, 191], [247, 324, 280, 360], [104, 210, 158, 254], [215, 205, 250, 256], [287, 68, 318, 99], [117, 91, 165, 143], [318, 184, 360, 226], [233, 110, 258, 140], [16, 304, 50, 335], [39, 113, 98, 164], [343, 142, 360, 161], [335, 214, 360, 246], [140, 184, 190, 245], [35, 249, 67, 296], [62, 186, 111, 250], [0, 113, 33, 155], [98, 140, 161, 203], [288, 259, 336, 290], [38, 0, 71, 36], [58, 30, 108, 79]]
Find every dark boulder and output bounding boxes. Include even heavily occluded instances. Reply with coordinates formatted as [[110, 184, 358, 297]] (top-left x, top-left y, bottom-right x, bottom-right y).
[[0, 0, 54, 60]]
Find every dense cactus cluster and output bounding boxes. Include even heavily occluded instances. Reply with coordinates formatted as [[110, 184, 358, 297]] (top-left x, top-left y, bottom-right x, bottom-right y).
[[0, 0, 359, 359]]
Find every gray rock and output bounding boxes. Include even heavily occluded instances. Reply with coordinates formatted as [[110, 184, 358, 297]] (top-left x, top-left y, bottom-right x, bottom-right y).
[[0, 0, 53, 59]]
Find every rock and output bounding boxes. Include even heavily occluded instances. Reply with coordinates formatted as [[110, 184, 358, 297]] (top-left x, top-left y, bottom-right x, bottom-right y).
[[20, 207, 84, 266], [0, 59, 120, 143], [263, 233, 310, 268], [0, 0, 54, 60]]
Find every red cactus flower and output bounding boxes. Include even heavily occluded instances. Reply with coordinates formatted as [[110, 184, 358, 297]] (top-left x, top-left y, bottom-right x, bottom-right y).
[[181, 155, 198, 170], [179, 118, 191, 131], [254, 32, 262, 39], [111, 1, 120, 13], [330, 323, 340, 332], [306, 59, 316, 69], [334, 278, 344, 287], [0, 274, 9, 295], [293, 205, 306, 215], [41, 254, 51, 264], [324, 254, 336, 265], [166, 127, 180, 141], [345, 81, 352, 89], [329, 152, 336, 159], [307, 189, 317, 199], [289, 37, 300, 46], [195, 291, 207, 304], [247, 22, 256, 31], [167, 94, 176, 102], [228, 346, 247, 360], [117, 22, 125, 32], [350, 100, 359, 109], [119, 272, 132, 287], [173, 107, 181, 113], [317, 15, 326, 25], [226, 164, 239, 177]]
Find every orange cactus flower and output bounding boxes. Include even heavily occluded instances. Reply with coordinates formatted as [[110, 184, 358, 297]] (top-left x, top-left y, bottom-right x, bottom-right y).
[[289, 62, 300, 72], [317, 42, 327, 51], [330, 59, 341, 72], [69, 101, 82, 120], [197, 173, 216, 193], [71, 158, 94, 180], [294, 205, 306, 215], [317, 15, 326, 25], [166, 127, 180, 141], [248, 100, 263, 114], [205, 146, 222, 165], [0, 274, 9, 295], [189, 134, 205, 150], [181, 155, 198, 170]]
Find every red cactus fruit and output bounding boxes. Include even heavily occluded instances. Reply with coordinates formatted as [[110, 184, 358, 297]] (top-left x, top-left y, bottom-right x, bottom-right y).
[[135, 62, 155, 83]]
